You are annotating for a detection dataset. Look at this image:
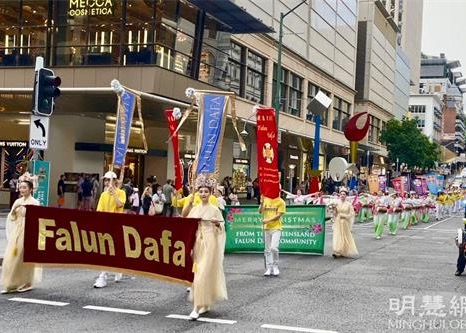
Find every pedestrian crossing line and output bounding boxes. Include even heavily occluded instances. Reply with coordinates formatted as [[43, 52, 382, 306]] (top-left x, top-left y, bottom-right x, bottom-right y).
[[83, 305, 150, 315], [8, 297, 69, 307], [261, 323, 338, 333], [166, 314, 237, 324]]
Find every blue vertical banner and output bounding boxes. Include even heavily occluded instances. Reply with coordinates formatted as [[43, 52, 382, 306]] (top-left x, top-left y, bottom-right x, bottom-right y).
[[112, 90, 136, 168], [32, 160, 50, 206], [196, 94, 227, 175], [436, 174, 445, 191], [426, 173, 438, 194]]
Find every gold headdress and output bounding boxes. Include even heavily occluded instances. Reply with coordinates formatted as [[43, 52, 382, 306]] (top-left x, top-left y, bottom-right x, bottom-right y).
[[18, 172, 38, 188], [195, 173, 217, 190]]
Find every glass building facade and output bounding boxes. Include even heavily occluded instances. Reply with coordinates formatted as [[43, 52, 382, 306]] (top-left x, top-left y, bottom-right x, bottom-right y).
[[0, 0, 233, 87]]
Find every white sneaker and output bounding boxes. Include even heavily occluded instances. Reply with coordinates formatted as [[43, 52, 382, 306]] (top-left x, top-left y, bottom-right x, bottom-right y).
[[189, 309, 199, 320], [272, 266, 280, 276], [376, 236, 381, 240], [264, 268, 272, 276], [93, 277, 107, 288], [114, 273, 123, 282], [186, 287, 191, 292]]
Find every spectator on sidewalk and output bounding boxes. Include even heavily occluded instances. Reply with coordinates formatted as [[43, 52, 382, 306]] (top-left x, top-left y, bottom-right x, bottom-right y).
[[57, 174, 65, 208], [8, 175, 19, 209]]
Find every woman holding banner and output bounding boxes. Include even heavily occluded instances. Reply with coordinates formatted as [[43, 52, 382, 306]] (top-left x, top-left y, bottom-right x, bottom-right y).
[[182, 174, 227, 320], [332, 187, 358, 258], [1, 179, 41, 294]]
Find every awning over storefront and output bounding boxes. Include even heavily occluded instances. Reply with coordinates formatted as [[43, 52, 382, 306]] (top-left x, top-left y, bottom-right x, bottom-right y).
[[188, 0, 274, 34]]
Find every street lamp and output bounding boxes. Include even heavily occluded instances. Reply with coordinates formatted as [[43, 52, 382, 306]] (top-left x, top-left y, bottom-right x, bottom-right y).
[[240, 112, 257, 137], [273, 0, 308, 132]]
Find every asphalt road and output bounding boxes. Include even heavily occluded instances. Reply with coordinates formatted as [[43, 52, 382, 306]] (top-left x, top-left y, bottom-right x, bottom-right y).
[[1, 214, 465, 333]]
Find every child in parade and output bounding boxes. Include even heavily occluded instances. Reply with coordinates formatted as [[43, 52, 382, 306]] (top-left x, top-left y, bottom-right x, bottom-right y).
[[1, 179, 41, 294], [259, 194, 287, 277], [182, 175, 227, 320], [93, 171, 126, 288], [401, 193, 414, 229], [435, 191, 446, 221]]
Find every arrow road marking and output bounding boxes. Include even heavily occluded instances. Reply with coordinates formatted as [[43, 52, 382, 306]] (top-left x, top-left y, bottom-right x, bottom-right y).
[[9, 297, 69, 306], [83, 305, 150, 315], [34, 119, 46, 137]]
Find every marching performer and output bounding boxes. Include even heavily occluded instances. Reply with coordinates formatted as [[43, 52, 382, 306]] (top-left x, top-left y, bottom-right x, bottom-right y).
[[1, 178, 41, 294], [93, 171, 127, 288], [182, 174, 227, 320], [259, 194, 287, 277], [331, 187, 358, 258], [401, 193, 414, 229], [388, 192, 402, 235], [374, 191, 389, 239], [435, 191, 446, 221]]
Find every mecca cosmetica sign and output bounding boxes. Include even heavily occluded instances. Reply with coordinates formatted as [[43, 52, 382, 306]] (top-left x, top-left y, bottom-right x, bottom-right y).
[[68, 0, 115, 17]]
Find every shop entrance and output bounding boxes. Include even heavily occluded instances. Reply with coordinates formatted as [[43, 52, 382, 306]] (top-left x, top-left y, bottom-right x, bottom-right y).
[[104, 153, 144, 189]]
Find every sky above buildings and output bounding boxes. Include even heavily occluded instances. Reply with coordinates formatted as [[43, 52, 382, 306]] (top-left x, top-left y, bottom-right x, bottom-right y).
[[422, 0, 466, 84]]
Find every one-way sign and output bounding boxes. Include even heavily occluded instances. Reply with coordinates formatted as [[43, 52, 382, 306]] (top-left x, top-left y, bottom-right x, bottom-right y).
[[29, 115, 50, 150]]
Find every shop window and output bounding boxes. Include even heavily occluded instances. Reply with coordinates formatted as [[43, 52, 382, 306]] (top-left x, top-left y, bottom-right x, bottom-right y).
[[308, 83, 330, 126]]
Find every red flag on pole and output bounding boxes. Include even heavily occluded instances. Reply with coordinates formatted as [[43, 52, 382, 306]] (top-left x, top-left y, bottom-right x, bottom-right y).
[[165, 109, 183, 190], [256, 108, 280, 199]]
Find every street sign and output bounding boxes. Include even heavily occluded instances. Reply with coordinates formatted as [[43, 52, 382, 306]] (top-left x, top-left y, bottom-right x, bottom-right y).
[[32, 160, 50, 206], [29, 115, 50, 150]]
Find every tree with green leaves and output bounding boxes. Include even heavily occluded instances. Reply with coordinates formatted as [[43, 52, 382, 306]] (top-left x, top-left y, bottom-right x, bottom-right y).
[[379, 118, 440, 170]]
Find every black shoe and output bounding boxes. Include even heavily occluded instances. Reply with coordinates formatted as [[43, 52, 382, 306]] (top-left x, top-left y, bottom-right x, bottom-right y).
[[332, 253, 337, 258], [455, 270, 463, 276]]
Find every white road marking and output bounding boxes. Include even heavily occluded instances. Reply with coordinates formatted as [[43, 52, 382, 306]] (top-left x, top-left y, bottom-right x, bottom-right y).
[[261, 323, 338, 333], [83, 305, 150, 315], [166, 314, 237, 324], [424, 217, 455, 230], [9, 297, 69, 306]]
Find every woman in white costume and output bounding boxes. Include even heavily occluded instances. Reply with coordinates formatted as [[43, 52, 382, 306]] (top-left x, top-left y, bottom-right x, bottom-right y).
[[1, 179, 41, 293], [182, 174, 227, 320]]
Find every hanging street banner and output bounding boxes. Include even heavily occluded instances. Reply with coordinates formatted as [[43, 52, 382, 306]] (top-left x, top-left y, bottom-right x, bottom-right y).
[[32, 160, 50, 206], [426, 173, 438, 194], [256, 108, 280, 199], [195, 94, 228, 178], [165, 109, 183, 190], [112, 90, 136, 168], [23, 206, 199, 285], [224, 205, 326, 254]]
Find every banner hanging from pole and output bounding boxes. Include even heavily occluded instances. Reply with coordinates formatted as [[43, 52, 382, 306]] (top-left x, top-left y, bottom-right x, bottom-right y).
[[256, 108, 280, 199], [112, 90, 137, 168], [165, 109, 183, 190]]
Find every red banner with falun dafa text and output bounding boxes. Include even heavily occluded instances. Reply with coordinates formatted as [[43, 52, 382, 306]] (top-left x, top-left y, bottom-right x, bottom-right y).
[[256, 108, 280, 199], [23, 206, 198, 285]]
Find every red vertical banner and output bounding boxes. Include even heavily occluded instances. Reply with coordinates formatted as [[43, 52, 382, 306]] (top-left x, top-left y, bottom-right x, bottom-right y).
[[165, 109, 183, 190], [256, 108, 280, 199]]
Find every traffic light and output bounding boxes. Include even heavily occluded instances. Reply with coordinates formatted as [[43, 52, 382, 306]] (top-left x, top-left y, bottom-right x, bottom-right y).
[[33, 68, 61, 116]]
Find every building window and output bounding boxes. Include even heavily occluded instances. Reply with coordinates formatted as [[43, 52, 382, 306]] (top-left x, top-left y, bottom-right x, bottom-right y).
[[409, 105, 426, 113], [368, 116, 382, 143], [416, 118, 425, 128], [245, 50, 265, 103], [308, 83, 331, 126], [273, 64, 303, 117], [332, 96, 351, 131], [288, 73, 302, 117], [225, 42, 265, 103]]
